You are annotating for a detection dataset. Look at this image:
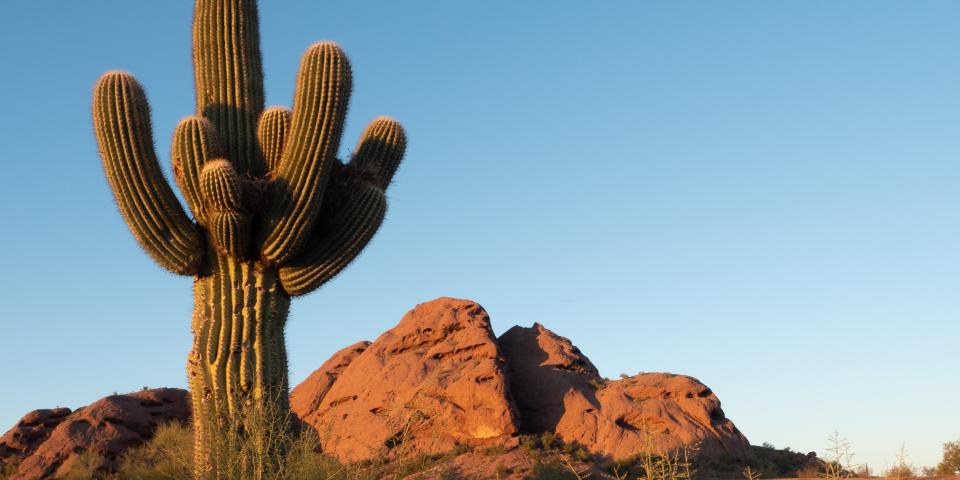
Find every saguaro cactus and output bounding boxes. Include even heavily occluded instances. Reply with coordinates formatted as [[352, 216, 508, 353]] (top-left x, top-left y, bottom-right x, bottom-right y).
[[91, 1, 406, 477]]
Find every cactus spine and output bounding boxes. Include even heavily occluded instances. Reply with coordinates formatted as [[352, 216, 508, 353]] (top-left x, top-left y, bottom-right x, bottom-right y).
[[91, 1, 406, 477]]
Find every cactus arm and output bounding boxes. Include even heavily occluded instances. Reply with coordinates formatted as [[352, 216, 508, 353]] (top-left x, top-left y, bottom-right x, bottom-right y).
[[193, 0, 265, 176], [351, 116, 407, 189], [92, 72, 204, 275], [259, 42, 352, 265], [277, 117, 405, 295], [257, 107, 292, 175], [279, 184, 386, 296], [200, 160, 250, 257], [172, 116, 223, 224]]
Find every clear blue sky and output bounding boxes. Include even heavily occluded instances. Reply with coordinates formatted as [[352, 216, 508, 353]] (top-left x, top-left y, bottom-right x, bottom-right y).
[[1, 0, 957, 472]]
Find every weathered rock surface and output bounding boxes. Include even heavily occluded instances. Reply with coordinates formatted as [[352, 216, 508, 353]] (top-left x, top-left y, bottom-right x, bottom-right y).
[[4, 297, 754, 477], [289, 340, 371, 423], [499, 323, 749, 460], [566, 372, 749, 459], [497, 322, 601, 434], [0, 408, 72, 466], [290, 297, 518, 462], [2, 388, 188, 480]]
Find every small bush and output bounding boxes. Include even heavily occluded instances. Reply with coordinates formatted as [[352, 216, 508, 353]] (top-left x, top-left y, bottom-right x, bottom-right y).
[[541, 432, 557, 449], [484, 444, 508, 456], [937, 440, 960, 476], [60, 451, 110, 480], [529, 461, 578, 480], [114, 421, 193, 479], [1, 460, 21, 480], [521, 435, 542, 455], [587, 378, 607, 390]]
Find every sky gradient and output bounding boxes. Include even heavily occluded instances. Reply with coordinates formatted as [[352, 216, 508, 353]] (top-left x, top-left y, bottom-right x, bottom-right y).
[[1, 1, 958, 472]]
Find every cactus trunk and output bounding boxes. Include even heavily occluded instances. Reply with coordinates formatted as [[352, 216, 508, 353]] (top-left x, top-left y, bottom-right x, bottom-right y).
[[92, 1, 408, 477], [187, 251, 291, 478]]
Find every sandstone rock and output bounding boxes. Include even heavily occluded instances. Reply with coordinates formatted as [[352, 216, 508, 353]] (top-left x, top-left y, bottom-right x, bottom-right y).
[[0, 408, 71, 467], [6, 388, 188, 480], [564, 372, 749, 459], [5, 298, 753, 476], [291, 297, 518, 462], [498, 322, 601, 433], [290, 340, 371, 423], [499, 323, 749, 460]]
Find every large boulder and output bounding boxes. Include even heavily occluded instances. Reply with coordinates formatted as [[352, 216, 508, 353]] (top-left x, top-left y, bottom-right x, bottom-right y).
[[3, 298, 753, 476], [568, 372, 750, 459], [2, 388, 188, 480], [290, 297, 519, 462], [0, 408, 72, 467], [497, 322, 601, 433], [290, 340, 372, 423], [498, 323, 749, 460]]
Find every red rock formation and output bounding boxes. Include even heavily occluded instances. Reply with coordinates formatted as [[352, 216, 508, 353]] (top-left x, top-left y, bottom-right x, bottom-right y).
[[561, 372, 749, 459], [290, 340, 371, 423], [4, 388, 188, 480], [3, 297, 754, 477], [0, 408, 71, 467], [290, 297, 518, 462], [498, 323, 749, 460], [497, 322, 601, 433]]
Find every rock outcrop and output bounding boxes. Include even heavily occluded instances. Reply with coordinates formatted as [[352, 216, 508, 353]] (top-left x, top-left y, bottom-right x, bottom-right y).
[[289, 340, 372, 423], [0, 388, 188, 480], [566, 372, 749, 459], [292, 299, 748, 463], [497, 322, 602, 434], [2, 297, 753, 478], [0, 408, 71, 465], [499, 323, 749, 460], [290, 297, 518, 462]]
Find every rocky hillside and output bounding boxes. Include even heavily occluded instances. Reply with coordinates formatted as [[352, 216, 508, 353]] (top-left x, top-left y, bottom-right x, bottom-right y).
[[1, 297, 755, 479]]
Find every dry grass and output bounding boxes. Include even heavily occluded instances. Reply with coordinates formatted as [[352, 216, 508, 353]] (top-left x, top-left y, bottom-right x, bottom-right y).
[[28, 418, 960, 480], [46, 417, 471, 480]]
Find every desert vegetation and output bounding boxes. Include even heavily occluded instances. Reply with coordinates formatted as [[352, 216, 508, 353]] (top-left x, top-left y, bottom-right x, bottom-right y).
[[3, 300, 957, 479], [8, 413, 957, 480]]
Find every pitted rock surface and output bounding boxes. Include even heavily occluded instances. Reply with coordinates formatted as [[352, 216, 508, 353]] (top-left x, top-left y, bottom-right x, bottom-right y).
[[497, 322, 601, 433], [290, 340, 371, 423], [562, 372, 749, 459], [498, 323, 749, 459], [0, 408, 72, 467], [290, 297, 518, 462], [5, 298, 755, 476], [4, 388, 188, 480]]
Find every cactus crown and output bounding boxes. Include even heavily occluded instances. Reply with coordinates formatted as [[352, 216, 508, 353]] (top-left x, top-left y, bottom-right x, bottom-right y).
[[92, 0, 406, 295]]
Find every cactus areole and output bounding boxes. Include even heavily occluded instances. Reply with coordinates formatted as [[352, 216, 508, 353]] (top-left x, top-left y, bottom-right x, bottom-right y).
[[91, 1, 406, 476]]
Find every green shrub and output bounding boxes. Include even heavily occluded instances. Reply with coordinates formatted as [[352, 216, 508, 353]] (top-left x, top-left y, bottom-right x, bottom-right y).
[[541, 432, 557, 449], [937, 440, 960, 475], [528, 461, 578, 480], [1, 460, 20, 480], [484, 444, 509, 456], [521, 435, 542, 455], [114, 421, 193, 479]]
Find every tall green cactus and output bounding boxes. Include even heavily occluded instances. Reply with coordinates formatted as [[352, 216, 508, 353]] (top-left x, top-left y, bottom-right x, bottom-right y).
[[91, 1, 406, 477]]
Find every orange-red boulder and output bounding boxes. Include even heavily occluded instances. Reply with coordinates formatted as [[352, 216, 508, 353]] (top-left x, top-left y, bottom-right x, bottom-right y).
[[560, 372, 749, 459], [497, 322, 601, 433], [498, 323, 749, 460], [290, 340, 371, 423], [3, 297, 754, 477], [0, 408, 71, 468], [290, 297, 518, 462], [3, 388, 188, 480]]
